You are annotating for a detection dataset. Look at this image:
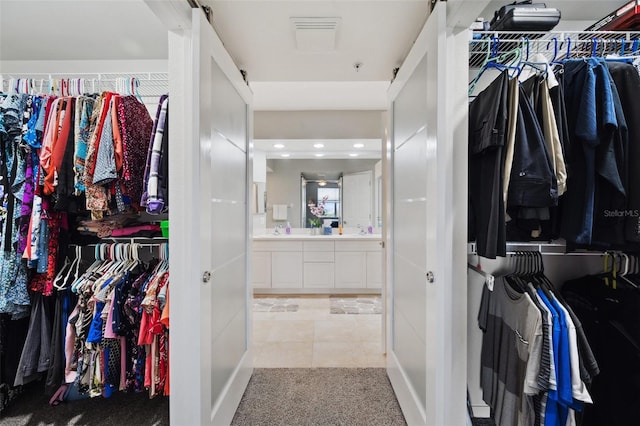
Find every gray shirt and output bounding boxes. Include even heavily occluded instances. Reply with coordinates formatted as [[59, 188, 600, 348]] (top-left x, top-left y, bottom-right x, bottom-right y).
[[479, 276, 543, 426]]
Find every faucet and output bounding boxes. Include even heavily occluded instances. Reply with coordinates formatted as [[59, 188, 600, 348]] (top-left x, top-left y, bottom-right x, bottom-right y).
[[274, 225, 281, 235], [358, 224, 366, 235]]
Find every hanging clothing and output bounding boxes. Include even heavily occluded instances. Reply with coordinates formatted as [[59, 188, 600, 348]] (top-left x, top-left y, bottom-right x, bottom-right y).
[[141, 96, 168, 214], [560, 58, 619, 247], [468, 70, 509, 259], [606, 61, 640, 243], [478, 276, 543, 426], [119, 95, 154, 208], [562, 274, 640, 425]]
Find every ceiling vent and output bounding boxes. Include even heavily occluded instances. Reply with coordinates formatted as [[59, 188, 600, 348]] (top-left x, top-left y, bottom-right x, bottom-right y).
[[290, 17, 341, 52]]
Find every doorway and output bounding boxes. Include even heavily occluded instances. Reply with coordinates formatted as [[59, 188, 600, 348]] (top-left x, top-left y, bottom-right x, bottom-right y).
[[250, 134, 387, 369]]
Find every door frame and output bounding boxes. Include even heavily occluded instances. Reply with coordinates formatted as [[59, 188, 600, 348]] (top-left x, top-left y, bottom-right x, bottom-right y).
[[385, 3, 470, 424], [168, 9, 253, 426]]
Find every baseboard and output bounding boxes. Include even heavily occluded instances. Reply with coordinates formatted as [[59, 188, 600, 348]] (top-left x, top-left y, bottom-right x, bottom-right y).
[[210, 349, 253, 425], [386, 351, 427, 426]]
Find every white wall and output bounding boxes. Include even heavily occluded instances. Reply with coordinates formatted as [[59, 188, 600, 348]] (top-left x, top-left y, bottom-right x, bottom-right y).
[[255, 110, 385, 139]]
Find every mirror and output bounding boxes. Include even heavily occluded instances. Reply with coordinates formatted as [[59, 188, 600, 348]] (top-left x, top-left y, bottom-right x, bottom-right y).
[[301, 174, 342, 228], [251, 110, 385, 232], [260, 159, 381, 231]]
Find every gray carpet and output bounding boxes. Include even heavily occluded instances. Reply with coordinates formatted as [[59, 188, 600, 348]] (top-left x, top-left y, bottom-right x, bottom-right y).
[[0, 381, 168, 425], [1, 369, 405, 425], [231, 368, 406, 426]]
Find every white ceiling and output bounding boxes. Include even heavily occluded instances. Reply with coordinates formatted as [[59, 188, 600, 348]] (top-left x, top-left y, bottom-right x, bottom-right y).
[[0, 0, 168, 61], [206, 0, 429, 82], [0, 0, 632, 158]]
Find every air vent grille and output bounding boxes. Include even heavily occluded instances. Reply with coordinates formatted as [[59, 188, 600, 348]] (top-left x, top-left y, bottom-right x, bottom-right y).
[[290, 17, 342, 52]]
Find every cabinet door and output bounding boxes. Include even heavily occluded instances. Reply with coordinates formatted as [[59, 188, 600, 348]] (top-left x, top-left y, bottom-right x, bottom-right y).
[[271, 252, 303, 288], [304, 263, 335, 288], [335, 252, 367, 288], [251, 252, 271, 288], [366, 251, 383, 289]]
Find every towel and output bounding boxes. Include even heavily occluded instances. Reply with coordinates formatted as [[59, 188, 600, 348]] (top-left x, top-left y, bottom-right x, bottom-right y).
[[273, 204, 288, 220]]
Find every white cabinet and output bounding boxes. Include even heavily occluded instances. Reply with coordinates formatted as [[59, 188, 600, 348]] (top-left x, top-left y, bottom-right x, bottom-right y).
[[366, 251, 383, 289], [253, 237, 382, 293], [335, 252, 367, 288], [303, 241, 334, 288], [251, 252, 271, 288], [303, 263, 335, 288], [254, 240, 304, 289], [271, 252, 303, 288], [335, 240, 382, 289]]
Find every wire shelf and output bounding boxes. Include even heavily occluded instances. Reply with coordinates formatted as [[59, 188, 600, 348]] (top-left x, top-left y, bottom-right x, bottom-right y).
[[0, 72, 168, 98], [469, 30, 640, 69], [467, 240, 605, 256]]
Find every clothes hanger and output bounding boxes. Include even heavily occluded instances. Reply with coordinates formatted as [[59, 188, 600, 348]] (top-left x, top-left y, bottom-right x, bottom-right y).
[[56, 246, 83, 291], [517, 37, 547, 78], [71, 244, 103, 293], [468, 37, 522, 96], [617, 253, 638, 289], [53, 256, 72, 291], [131, 77, 144, 103], [504, 251, 526, 293]]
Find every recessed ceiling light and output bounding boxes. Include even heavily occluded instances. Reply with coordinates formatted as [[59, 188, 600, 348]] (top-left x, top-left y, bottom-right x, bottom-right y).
[[280, 153, 290, 157], [273, 143, 285, 149], [349, 153, 359, 157], [313, 143, 324, 148], [353, 143, 365, 148], [314, 153, 325, 157]]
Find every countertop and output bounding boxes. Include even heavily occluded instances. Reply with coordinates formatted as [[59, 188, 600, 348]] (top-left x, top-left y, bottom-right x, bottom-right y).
[[253, 233, 382, 241]]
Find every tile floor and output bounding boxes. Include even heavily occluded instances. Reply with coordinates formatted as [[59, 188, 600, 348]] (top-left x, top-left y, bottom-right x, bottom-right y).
[[252, 296, 386, 368]]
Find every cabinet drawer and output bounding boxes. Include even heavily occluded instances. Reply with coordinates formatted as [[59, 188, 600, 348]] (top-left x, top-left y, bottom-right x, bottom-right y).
[[303, 241, 334, 252], [254, 241, 303, 252], [303, 251, 335, 262], [335, 240, 382, 252]]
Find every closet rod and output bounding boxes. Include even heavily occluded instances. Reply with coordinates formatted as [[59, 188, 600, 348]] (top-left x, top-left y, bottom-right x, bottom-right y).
[[0, 72, 168, 79], [71, 243, 166, 248], [470, 30, 640, 68], [467, 241, 604, 257], [472, 30, 640, 41], [1, 72, 168, 97], [467, 263, 494, 290]]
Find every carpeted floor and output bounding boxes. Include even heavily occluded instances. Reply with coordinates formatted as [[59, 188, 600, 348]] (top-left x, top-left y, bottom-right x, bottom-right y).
[[1, 368, 404, 425], [231, 368, 406, 426], [0, 381, 169, 426]]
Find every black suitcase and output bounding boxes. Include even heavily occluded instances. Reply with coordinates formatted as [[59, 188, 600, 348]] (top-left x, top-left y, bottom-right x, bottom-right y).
[[489, 1, 561, 32]]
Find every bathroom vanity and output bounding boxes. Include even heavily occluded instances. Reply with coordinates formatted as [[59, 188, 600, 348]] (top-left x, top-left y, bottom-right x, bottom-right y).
[[252, 233, 383, 294]]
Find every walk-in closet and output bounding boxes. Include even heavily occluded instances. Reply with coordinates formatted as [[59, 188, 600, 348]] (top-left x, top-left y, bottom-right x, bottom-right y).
[[467, 26, 640, 425], [3, 1, 640, 425]]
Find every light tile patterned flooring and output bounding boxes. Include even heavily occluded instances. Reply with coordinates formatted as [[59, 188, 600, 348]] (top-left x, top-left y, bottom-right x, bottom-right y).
[[252, 296, 385, 368]]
